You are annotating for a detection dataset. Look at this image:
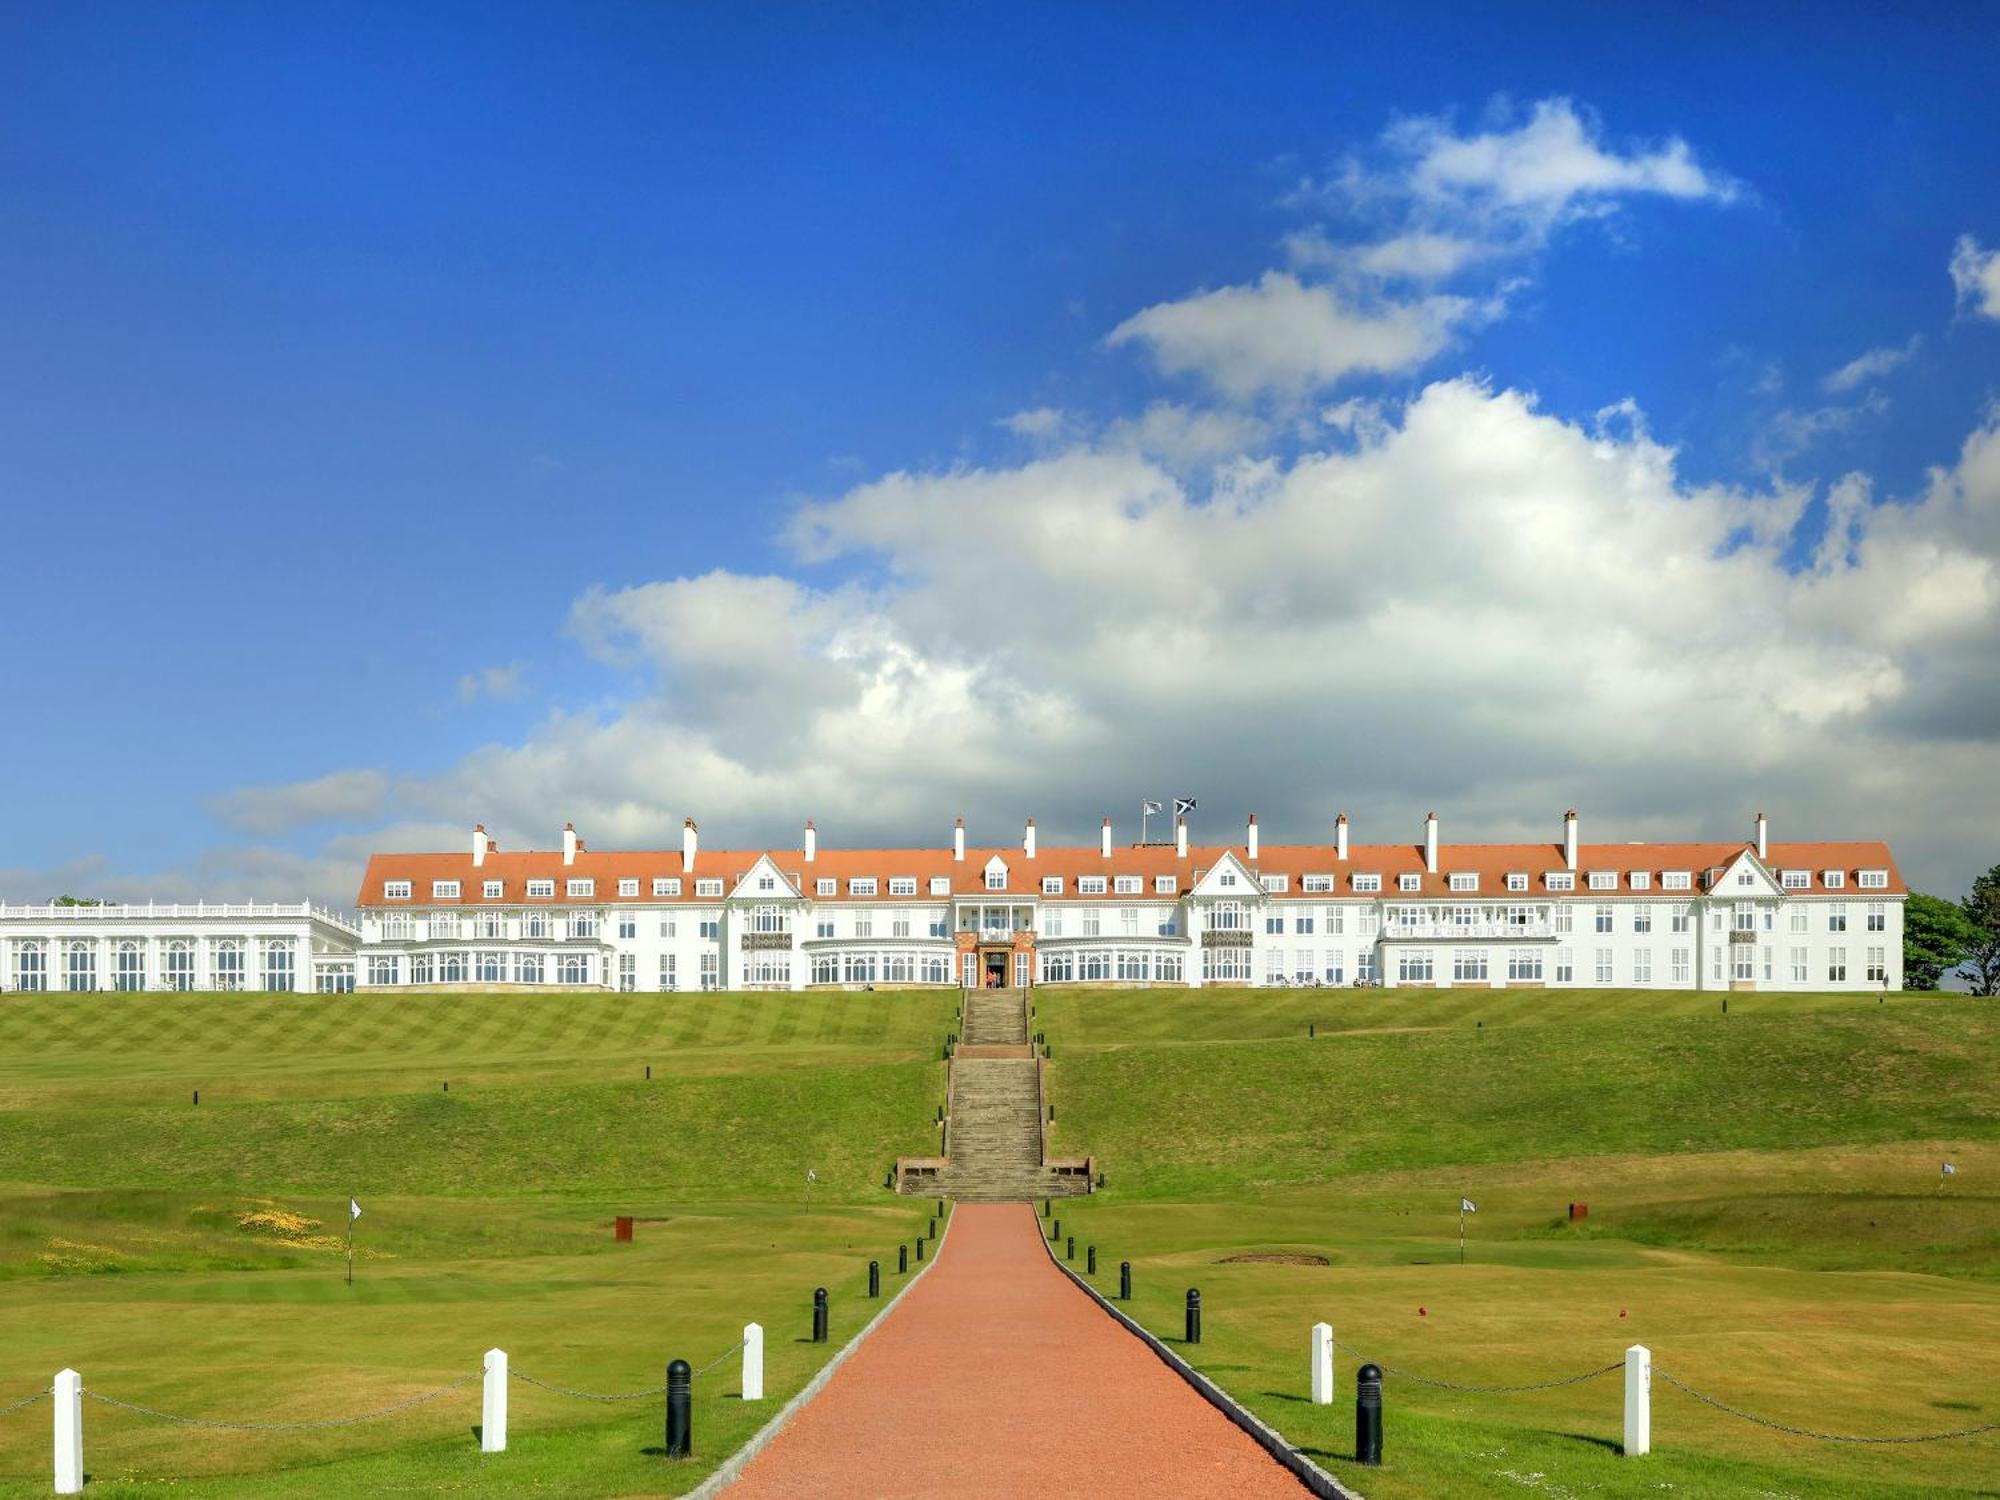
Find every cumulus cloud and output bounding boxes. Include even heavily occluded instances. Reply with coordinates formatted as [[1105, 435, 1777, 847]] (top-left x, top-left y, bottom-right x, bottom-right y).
[[1754, 389, 1892, 471], [456, 663, 527, 704], [1107, 271, 1487, 401], [206, 769, 391, 836], [1822, 336, 1921, 394], [1950, 234, 2000, 320], [170, 379, 2000, 908]]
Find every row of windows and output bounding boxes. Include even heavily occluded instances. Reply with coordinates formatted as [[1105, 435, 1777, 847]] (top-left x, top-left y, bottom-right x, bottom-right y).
[[10, 938, 295, 992], [1042, 949, 1189, 983]]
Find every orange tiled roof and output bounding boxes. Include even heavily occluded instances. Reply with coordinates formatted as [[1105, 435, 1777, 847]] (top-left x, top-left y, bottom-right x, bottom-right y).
[[354, 837, 1903, 906]]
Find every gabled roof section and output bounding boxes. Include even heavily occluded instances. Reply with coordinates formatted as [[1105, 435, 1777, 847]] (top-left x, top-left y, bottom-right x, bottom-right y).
[[1706, 847, 1781, 897], [727, 854, 800, 901], [1190, 849, 1262, 899]]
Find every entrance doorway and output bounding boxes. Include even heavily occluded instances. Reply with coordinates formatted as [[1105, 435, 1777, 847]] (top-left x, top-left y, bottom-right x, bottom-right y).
[[982, 950, 1008, 987]]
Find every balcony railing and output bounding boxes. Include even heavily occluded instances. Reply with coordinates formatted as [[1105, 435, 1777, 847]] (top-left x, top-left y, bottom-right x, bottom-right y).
[[0, 901, 359, 934], [1380, 921, 1556, 941]]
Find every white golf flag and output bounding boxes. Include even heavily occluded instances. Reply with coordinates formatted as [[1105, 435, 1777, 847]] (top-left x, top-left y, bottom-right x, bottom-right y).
[[1461, 1198, 1477, 1213], [349, 1198, 362, 1221], [1142, 799, 1163, 815], [806, 1169, 817, 1183], [1942, 1162, 1957, 1176]]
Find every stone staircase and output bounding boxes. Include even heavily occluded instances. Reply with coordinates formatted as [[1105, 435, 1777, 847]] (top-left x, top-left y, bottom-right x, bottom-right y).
[[933, 989, 1093, 1203]]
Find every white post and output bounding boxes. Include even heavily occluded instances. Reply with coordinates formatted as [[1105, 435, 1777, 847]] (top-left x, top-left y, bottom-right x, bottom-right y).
[[481, 1348, 507, 1452], [1310, 1322, 1333, 1405], [743, 1322, 764, 1401], [53, 1368, 82, 1495], [1624, 1344, 1651, 1456]]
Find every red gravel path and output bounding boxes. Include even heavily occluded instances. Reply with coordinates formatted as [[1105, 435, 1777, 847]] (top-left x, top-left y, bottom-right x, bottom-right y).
[[727, 1202, 1310, 1498]]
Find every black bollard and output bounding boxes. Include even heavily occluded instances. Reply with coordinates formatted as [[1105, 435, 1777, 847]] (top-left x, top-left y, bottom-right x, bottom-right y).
[[443, 1081, 449, 1092], [645, 1064, 651, 1080], [812, 1287, 829, 1343], [868, 1259, 880, 1298], [1119, 1260, 1132, 1300], [1087, 1245, 1097, 1274], [1048, 1103, 1055, 1121], [1051, 1218, 1060, 1241], [1042, 1198, 1051, 1218], [898, 1243, 908, 1273], [1355, 1363, 1383, 1465], [929, 1217, 937, 1238], [1185, 1287, 1202, 1345], [665, 1359, 691, 1458], [937, 1198, 944, 1216], [1722, 997, 1728, 1014], [1309, 1022, 1315, 1038], [192, 1089, 199, 1106], [915, 1235, 925, 1262]]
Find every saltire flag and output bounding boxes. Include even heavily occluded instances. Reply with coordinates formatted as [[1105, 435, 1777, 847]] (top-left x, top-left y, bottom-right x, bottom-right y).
[[1142, 799, 1163, 815], [1460, 1198, 1477, 1213], [349, 1198, 363, 1221], [1174, 797, 1198, 816]]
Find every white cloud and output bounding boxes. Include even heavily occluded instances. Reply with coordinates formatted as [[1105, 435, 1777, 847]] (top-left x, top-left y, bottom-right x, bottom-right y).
[[1754, 390, 1892, 471], [206, 769, 391, 836], [998, 406, 1071, 442], [456, 663, 527, 705], [1950, 234, 2000, 320], [156, 379, 2000, 910], [1822, 336, 1921, 394], [1106, 271, 1485, 401]]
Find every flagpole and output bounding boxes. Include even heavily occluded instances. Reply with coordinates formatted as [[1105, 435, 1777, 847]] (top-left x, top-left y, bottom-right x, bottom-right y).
[[1459, 1204, 1465, 1266], [346, 1199, 354, 1287]]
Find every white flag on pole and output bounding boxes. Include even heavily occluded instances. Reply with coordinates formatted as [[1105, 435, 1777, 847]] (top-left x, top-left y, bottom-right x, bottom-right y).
[[806, 1169, 817, 1184], [1461, 1198, 1477, 1213], [349, 1198, 363, 1221], [1941, 1162, 1957, 1176], [1142, 800, 1163, 815]]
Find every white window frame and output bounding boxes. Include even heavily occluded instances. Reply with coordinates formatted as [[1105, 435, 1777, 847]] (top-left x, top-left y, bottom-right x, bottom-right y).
[[618, 878, 639, 898], [1547, 872, 1575, 892], [1858, 870, 1888, 889], [1354, 873, 1382, 893], [889, 877, 917, 897], [384, 880, 412, 901], [1042, 876, 1064, 896], [432, 880, 461, 900], [1398, 873, 1421, 892], [566, 878, 594, 898], [696, 879, 724, 898], [1448, 872, 1478, 892], [850, 878, 878, 897]]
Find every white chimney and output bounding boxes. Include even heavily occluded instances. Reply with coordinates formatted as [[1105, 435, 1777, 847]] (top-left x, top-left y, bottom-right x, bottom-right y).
[[1176, 816, 1188, 859], [562, 822, 577, 866], [1101, 817, 1112, 859], [804, 819, 817, 863], [472, 824, 487, 868], [1755, 811, 1768, 860], [682, 817, 698, 871], [1024, 818, 1037, 859], [1335, 812, 1349, 861], [1424, 812, 1439, 875], [953, 816, 965, 862], [1246, 813, 1259, 862], [1563, 810, 1579, 872]]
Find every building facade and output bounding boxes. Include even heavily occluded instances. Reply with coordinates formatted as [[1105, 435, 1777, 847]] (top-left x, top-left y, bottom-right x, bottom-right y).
[[350, 811, 1905, 994], [0, 902, 359, 993]]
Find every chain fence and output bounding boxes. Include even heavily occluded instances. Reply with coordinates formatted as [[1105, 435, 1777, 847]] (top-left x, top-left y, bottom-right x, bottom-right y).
[[0, 1387, 50, 1419], [1334, 1339, 1622, 1394], [81, 1371, 481, 1432], [510, 1337, 748, 1402], [1655, 1369, 2000, 1445]]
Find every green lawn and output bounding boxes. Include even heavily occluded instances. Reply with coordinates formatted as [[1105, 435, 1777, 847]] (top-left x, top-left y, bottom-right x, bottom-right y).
[[0, 988, 958, 1495], [1038, 985, 2000, 1498]]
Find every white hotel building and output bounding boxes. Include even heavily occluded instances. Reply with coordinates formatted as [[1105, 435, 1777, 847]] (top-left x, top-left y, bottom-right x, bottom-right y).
[[0, 901, 360, 993], [347, 811, 1905, 994]]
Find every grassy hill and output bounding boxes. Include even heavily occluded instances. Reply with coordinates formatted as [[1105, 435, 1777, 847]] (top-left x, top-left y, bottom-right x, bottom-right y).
[[0, 988, 957, 1496], [1038, 985, 2000, 1499]]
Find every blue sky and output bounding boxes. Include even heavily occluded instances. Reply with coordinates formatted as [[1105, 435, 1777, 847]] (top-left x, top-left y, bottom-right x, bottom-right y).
[[4, 2, 1998, 903]]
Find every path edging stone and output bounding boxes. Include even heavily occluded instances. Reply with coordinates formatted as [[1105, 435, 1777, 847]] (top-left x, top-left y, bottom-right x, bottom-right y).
[[690, 1209, 956, 1499], [1036, 1225, 1367, 1500]]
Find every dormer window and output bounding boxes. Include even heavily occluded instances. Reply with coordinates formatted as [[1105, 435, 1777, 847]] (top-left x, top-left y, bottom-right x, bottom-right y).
[[528, 879, 555, 899], [433, 880, 461, 900], [1261, 875, 1288, 893], [1398, 873, 1421, 892], [984, 864, 1007, 891], [1079, 876, 1106, 895], [1114, 875, 1142, 895], [651, 877, 673, 897], [695, 878, 723, 897], [1041, 876, 1063, 896], [1547, 872, 1574, 892], [929, 876, 951, 896], [889, 877, 916, 896], [483, 880, 504, 899], [1303, 874, 1332, 893], [567, 878, 594, 898], [817, 878, 836, 896], [1506, 872, 1528, 892], [619, 878, 640, 897], [384, 880, 412, 901], [1449, 873, 1478, 892], [1858, 869, 1887, 889], [1824, 870, 1846, 889], [1782, 870, 1809, 890], [850, 878, 877, 897], [1630, 871, 1651, 891], [1589, 871, 1616, 891], [1154, 876, 1178, 894], [1354, 873, 1382, 893], [1662, 871, 1690, 891]]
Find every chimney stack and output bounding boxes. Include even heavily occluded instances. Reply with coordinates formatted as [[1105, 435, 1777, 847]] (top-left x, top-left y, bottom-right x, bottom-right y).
[[1101, 816, 1112, 859], [1024, 817, 1037, 859], [1755, 811, 1768, 860], [472, 824, 487, 868], [1335, 812, 1349, 861], [1176, 815, 1188, 859], [1563, 809, 1579, 872], [682, 817, 698, 871], [804, 819, 817, 863], [1246, 813, 1259, 862], [953, 816, 965, 863], [1424, 812, 1439, 875], [562, 822, 577, 867]]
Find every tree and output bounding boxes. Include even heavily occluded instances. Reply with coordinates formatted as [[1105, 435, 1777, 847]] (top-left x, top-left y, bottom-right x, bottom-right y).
[[1904, 892, 1979, 990], [1963, 865, 2000, 997], [50, 895, 103, 907]]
